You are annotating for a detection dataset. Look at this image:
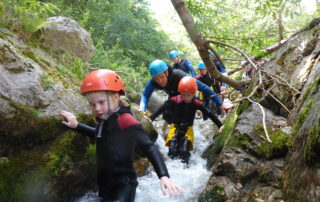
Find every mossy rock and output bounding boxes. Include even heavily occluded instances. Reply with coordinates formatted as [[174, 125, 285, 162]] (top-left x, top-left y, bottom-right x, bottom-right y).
[[198, 185, 227, 202], [204, 109, 239, 169], [254, 125, 292, 160], [303, 117, 320, 165]]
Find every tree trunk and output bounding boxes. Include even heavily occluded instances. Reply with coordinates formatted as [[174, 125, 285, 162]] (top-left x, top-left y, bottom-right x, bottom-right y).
[[277, 6, 285, 41], [170, 0, 244, 90]]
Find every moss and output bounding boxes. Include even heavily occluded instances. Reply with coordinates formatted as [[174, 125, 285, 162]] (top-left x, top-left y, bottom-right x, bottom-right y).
[[292, 98, 315, 136], [236, 99, 251, 115], [0, 101, 94, 156], [0, 143, 48, 201], [303, 123, 320, 165], [301, 77, 320, 102], [254, 125, 292, 160], [230, 134, 251, 150], [205, 109, 238, 168], [198, 185, 227, 202]]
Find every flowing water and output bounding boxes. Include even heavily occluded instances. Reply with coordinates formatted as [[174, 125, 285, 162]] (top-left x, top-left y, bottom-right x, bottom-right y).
[[76, 118, 216, 202]]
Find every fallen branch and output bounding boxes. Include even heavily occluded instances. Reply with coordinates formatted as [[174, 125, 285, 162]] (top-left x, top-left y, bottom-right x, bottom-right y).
[[248, 98, 271, 142], [261, 17, 320, 55]]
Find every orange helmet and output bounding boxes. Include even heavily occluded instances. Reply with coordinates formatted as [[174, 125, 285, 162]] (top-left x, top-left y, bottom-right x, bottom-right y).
[[178, 76, 198, 94], [80, 69, 125, 95]]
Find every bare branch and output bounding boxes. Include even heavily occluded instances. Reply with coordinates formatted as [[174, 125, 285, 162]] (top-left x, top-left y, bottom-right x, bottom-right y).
[[260, 70, 301, 94], [227, 67, 242, 76], [260, 88, 291, 114], [262, 17, 320, 55], [248, 98, 272, 143]]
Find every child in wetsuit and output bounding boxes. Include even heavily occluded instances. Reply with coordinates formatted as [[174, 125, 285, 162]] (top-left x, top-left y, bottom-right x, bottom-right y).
[[149, 76, 224, 165], [60, 69, 182, 202]]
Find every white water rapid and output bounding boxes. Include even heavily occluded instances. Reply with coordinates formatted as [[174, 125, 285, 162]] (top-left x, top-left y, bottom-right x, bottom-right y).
[[76, 118, 216, 202]]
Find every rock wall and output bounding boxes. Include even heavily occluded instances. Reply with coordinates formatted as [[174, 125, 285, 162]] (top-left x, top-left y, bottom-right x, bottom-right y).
[[200, 19, 320, 201], [0, 18, 156, 201]]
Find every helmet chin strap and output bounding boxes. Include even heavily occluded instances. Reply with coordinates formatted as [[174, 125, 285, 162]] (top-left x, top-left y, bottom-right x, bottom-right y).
[[103, 96, 120, 120]]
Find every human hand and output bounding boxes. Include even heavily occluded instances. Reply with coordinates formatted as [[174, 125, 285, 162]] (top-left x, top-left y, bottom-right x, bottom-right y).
[[219, 104, 227, 115], [160, 176, 183, 197], [60, 110, 78, 128], [218, 125, 225, 133], [138, 109, 146, 114], [220, 86, 227, 93]]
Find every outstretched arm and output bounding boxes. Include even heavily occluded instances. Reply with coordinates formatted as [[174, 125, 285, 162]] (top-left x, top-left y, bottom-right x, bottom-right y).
[[149, 100, 171, 121], [196, 80, 222, 106], [185, 60, 196, 78], [60, 110, 96, 139], [198, 105, 223, 129], [132, 125, 183, 197], [139, 80, 155, 112]]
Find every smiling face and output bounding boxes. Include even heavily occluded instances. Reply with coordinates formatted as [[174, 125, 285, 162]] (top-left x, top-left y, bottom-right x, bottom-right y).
[[85, 91, 120, 119], [181, 93, 195, 103], [153, 71, 168, 87], [171, 56, 180, 64]]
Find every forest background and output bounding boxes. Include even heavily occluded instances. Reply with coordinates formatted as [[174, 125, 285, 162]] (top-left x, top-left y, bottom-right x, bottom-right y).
[[0, 0, 318, 101]]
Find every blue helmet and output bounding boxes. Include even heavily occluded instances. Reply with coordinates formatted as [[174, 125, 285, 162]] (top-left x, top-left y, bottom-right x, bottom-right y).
[[197, 61, 206, 69], [169, 50, 179, 59], [149, 60, 168, 77]]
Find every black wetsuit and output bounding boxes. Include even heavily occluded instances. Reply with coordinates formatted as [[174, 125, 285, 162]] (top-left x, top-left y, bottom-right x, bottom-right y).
[[151, 66, 186, 97], [149, 95, 222, 164], [196, 73, 220, 94], [150, 95, 222, 128], [196, 73, 222, 116], [76, 105, 169, 201]]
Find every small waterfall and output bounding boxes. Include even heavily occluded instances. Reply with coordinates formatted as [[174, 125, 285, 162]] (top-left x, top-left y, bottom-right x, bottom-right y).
[[76, 119, 215, 202]]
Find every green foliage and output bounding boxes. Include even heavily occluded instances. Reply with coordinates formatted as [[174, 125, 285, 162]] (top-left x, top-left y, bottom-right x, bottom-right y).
[[57, 55, 89, 86], [186, 0, 316, 69], [0, 0, 59, 33], [254, 125, 292, 159], [43, 0, 176, 98]]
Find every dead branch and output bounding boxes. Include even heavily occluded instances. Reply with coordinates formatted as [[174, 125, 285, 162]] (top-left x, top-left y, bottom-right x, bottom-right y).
[[262, 17, 320, 55], [248, 98, 271, 142], [227, 67, 242, 76], [260, 69, 300, 94], [260, 88, 291, 114]]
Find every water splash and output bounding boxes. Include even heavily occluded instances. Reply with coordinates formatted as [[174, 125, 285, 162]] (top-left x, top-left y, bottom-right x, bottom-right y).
[[135, 119, 214, 202], [75, 119, 216, 202]]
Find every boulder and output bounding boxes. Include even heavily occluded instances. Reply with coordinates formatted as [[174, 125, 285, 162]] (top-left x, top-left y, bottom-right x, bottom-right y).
[[40, 16, 95, 62]]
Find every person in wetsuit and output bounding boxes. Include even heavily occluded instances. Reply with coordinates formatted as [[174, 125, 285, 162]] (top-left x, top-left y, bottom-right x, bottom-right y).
[[169, 50, 196, 78], [149, 77, 224, 165], [139, 60, 232, 114], [60, 69, 182, 202], [196, 61, 227, 117]]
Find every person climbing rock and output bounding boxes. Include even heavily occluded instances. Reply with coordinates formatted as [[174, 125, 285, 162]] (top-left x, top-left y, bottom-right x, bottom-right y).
[[169, 50, 196, 78], [149, 76, 224, 166], [209, 51, 228, 96], [60, 69, 182, 202], [196, 61, 222, 117], [241, 61, 255, 80], [139, 59, 232, 115]]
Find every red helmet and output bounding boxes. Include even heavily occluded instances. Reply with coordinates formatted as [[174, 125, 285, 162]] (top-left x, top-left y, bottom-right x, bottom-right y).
[[80, 69, 125, 95], [178, 76, 198, 94]]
